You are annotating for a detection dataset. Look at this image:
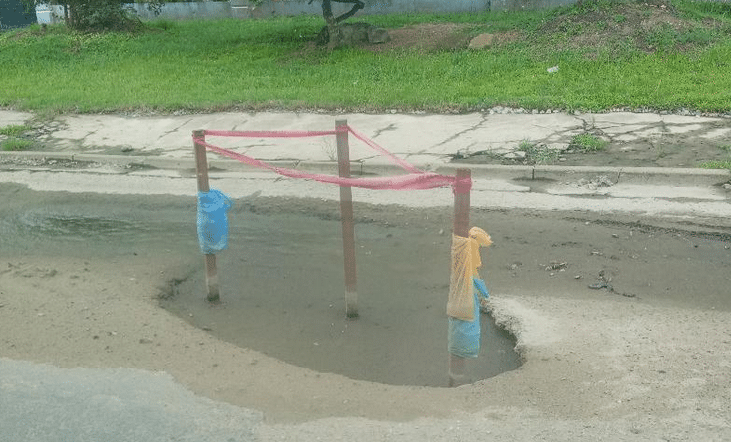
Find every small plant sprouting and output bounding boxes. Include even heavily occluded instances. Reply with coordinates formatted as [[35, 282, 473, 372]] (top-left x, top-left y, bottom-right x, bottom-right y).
[[570, 133, 608, 152], [517, 140, 560, 164], [698, 160, 731, 170], [0, 124, 31, 137], [2, 138, 33, 151]]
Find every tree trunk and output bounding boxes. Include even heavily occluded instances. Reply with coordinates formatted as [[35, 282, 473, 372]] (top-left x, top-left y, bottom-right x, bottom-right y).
[[322, 0, 342, 49], [320, 0, 365, 48]]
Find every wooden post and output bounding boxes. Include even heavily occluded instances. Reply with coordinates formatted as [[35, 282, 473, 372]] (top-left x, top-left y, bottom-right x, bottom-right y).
[[449, 168, 471, 387], [193, 130, 220, 303], [336, 120, 358, 318]]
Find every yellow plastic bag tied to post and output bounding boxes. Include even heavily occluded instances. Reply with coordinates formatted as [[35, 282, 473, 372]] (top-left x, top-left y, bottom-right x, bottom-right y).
[[447, 227, 492, 321]]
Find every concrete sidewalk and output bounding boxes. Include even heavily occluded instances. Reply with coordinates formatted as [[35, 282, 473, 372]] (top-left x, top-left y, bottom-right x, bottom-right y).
[[1, 109, 730, 220], [2, 109, 731, 166]]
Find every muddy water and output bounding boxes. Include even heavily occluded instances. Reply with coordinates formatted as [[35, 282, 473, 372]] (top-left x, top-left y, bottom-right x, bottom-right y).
[[4, 184, 730, 386], [0, 185, 521, 387], [162, 210, 521, 387]]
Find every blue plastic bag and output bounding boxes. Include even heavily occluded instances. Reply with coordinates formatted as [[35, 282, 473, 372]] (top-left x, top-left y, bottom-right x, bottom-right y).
[[448, 288, 481, 359], [474, 277, 489, 300], [197, 189, 232, 254]]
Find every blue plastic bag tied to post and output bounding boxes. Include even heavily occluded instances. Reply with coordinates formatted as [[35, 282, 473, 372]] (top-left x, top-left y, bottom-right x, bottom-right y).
[[197, 188, 233, 254], [448, 278, 486, 359], [474, 277, 489, 300]]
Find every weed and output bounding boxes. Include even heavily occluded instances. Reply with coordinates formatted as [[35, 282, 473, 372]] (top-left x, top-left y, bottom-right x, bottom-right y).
[[570, 133, 608, 152], [518, 140, 560, 164], [698, 160, 731, 169], [679, 26, 717, 46], [0, 124, 31, 137], [149, 19, 176, 31], [614, 14, 626, 23], [718, 144, 731, 153], [2, 138, 33, 151], [321, 137, 337, 161], [644, 24, 678, 51]]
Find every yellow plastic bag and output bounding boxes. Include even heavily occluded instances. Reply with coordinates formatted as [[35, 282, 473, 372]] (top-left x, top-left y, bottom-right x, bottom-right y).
[[447, 227, 492, 321]]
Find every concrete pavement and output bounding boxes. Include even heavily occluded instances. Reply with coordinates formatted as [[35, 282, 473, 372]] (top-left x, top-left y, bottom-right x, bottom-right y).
[[0, 359, 261, 442], [1, 109, 730, 221], [2, 109, 731, 166]]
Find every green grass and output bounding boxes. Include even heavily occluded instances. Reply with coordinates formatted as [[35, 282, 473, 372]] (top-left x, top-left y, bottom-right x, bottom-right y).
[[570, 133, 608, 152], [0, 124, 31, 136], [517, 140, 560, 164], [698, 144, 731, 169], [698, 160, 731, 169], [1, 138, 33, 151], [0, 124, 31, 137], [1, 1, 731, 113], [0, 124, 33, 151]]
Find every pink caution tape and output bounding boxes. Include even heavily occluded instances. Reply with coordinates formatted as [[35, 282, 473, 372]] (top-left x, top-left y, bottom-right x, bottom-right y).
[[193, 126, 471, 192]]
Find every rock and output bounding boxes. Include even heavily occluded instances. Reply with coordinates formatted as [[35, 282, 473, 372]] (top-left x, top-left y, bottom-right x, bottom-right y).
[[723, 183, 731, 190], [367, 26, 390, 44], [545, 261, 568, 271], [468, 33, 494, 49], [503, 151, 526, 160], [318, 22, 390, 46]]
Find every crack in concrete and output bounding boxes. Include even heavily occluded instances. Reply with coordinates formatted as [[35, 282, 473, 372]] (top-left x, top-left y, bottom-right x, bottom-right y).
[[159, 118, 194, 140], [537, 124, 586, 145], [371, 123, 397, 139], [240, 143, 274, 148], [231, 120, 249, 132], [433, 114, 490, 148]]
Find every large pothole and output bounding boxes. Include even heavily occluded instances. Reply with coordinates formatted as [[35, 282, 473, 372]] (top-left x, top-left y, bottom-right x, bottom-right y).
[[160, 210, 521, 387], [1, 188, 521, 387]]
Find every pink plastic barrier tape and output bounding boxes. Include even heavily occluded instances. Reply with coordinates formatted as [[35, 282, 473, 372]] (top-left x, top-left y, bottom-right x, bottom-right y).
[[193, 126, 471, 192], [346, 126, 422, 174]]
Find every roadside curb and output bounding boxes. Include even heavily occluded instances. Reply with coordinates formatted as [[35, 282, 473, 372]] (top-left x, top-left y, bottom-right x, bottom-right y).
[[1, 151, 729, 187]]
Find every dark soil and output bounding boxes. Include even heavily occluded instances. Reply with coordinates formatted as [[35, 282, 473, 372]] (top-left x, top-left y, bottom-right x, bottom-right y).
[[350, 0, 731, 57]]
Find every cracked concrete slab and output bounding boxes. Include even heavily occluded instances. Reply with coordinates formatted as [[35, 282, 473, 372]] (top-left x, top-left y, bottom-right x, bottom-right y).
[[699, 127, 731, 140], [0, 110, 34, 127], [2, 109, 731, 175]]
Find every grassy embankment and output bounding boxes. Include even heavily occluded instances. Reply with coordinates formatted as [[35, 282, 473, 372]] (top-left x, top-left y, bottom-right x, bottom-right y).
[[1, 0, 730, 115]]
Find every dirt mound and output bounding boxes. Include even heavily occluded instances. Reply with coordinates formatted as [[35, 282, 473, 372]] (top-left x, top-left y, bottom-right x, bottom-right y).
[[353, 0, 729, 54], [365, 23, 475, 52], [535, 0, 730, 55]]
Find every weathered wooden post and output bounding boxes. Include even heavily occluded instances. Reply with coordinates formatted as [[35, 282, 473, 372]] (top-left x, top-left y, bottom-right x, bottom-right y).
[[193, 130, 220, 303], [336, 119, 358, 318], [449, 168, 471, 386]]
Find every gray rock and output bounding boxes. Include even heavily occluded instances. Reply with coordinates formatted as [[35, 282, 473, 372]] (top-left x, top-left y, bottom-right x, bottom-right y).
[[367, 26, 390, 44], [320, 22, 390, 46], [503, 151, 526, 159]]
